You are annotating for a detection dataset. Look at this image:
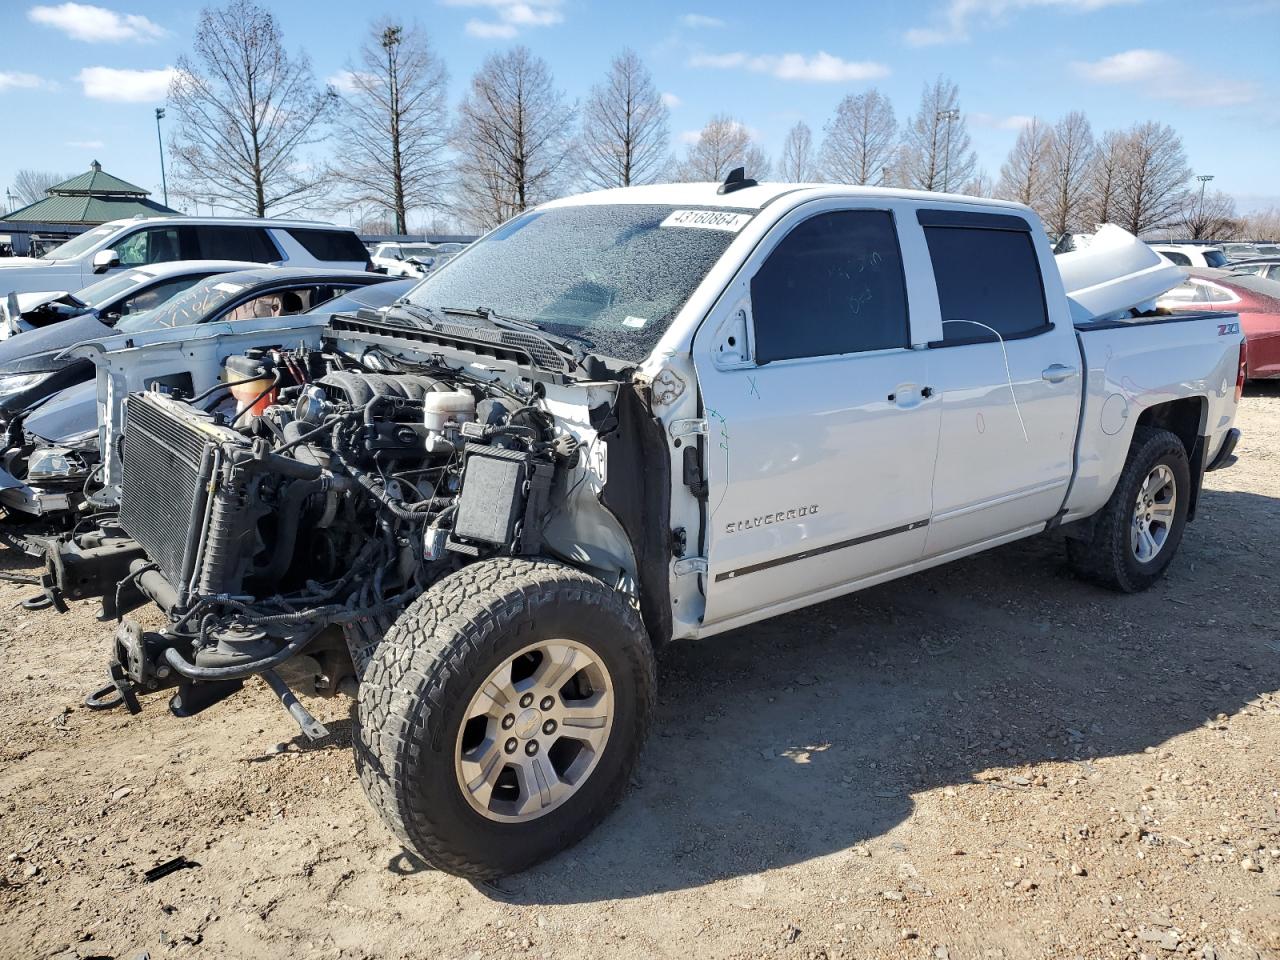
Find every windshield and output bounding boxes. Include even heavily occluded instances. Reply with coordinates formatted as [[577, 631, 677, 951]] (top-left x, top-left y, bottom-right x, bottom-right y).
[[406, 204, 748, 363], [116, 276, 250, 332], [1203, 249, 1229, 268], [40, 226, 117, 261], [73, 269, 157, 308]]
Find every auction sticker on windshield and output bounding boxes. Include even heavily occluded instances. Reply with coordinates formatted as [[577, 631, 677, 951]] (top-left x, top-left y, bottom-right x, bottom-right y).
[[660, 210, 752, 232]]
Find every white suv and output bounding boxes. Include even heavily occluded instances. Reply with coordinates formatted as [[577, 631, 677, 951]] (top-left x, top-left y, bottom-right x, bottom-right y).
[[0, 217, 372, 297], [1149, 243, 1230, 269]]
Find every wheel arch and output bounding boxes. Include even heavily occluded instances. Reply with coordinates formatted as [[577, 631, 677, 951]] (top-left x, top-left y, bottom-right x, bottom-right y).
[[1133, 395, 1207, 520]]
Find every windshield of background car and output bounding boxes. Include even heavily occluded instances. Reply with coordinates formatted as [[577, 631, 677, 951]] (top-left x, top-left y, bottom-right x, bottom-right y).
[[74, 270, 157, 308], [405, 204, 751, 363], [115, 276, 250, 332], [1203, 250, 1229, 268], [40, 226, 116, 261]]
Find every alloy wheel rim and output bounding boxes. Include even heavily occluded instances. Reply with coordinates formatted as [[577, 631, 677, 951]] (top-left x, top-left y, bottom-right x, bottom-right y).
[[454, 639, 614, 823], [1131, 463, 1176, 563]]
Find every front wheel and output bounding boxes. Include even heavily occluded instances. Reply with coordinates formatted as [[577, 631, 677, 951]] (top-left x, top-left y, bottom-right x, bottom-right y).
[[1066, 426, 1191, 592], [354, 558, 655, 879]]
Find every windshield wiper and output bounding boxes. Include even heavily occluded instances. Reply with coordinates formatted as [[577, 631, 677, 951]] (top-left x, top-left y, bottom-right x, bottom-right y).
[[439, 305, 597, 355]]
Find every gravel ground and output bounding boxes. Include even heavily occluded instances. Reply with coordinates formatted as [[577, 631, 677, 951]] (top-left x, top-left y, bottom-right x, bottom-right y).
[[1, 388, 1277, 960]]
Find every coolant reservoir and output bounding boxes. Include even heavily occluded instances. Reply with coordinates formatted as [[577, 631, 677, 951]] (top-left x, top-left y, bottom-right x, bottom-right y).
[[423, 390, 476, 432], [224, 353, 277, 417]]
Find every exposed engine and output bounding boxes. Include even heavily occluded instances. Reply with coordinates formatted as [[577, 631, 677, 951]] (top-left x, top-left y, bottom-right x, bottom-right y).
[[62, 345, 582, 728]]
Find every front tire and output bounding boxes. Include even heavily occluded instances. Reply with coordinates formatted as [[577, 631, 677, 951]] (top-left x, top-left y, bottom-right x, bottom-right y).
[[1066, 426, 1190, 592], [354, 558, 655, 879]]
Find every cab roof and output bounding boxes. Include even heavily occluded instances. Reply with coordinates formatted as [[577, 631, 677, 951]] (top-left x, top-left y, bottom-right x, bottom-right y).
[[538, 181, 1033, 215]]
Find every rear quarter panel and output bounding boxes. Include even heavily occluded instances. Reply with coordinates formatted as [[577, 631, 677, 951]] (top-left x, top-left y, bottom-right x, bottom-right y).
[[1064, 313, 1241, 521]]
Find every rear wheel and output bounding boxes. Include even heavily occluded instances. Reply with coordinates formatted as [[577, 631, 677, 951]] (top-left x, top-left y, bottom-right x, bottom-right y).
[[1066, 426, 1190, 592], [354, 558, 655, 879]]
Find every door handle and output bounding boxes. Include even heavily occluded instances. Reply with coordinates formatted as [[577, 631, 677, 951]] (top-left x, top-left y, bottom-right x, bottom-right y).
[[1042, 364, 1077, 384]]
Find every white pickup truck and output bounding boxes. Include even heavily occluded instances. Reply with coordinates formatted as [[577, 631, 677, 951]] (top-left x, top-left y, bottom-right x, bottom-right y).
[[48, 177, 1244, 880]]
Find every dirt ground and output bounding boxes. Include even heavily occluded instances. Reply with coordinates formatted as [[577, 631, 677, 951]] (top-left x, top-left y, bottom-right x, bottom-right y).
[[1, 389, 1278, 960]]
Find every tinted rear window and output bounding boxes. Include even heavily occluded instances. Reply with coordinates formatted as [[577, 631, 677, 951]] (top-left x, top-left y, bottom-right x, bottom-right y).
[[1202, 250, 1229, 268], [924, 225, 1048, 343], [287, 229, 370, 264], [195, 226, 279, 262]]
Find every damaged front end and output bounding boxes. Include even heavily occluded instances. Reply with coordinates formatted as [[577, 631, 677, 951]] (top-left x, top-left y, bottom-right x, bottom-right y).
[[51, 329, 650, 736]]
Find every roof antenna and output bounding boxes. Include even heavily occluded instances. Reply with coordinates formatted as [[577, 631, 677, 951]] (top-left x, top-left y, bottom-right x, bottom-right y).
[[717, 166, 757, 195]]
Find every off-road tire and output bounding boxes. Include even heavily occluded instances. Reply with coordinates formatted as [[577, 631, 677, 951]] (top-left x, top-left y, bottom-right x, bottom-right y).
[[354, 557, 655, 880], [1066, 426, 1190, 592]]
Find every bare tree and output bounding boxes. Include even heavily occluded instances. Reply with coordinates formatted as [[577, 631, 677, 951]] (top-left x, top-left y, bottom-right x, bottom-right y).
[[1179, 189, 1240, 240], [961, 169, 995, 199], [898, 76, 975, 192], [1086, 128, 1126, 227], [1241, 206, 1280, 241], [168, 0, 335, 216], [1114, 121, 1190, 235], [821, 88, 897, 185], [997, 117, 1054, 217], [329, 21, 449, 234], [1045, 111, 1095, 236], [675, 114, 770, 181], [579, 49, 669, 189], [9, 169, 73, 206], [777, 121, 818, 182], [452, 46, 576, 229]]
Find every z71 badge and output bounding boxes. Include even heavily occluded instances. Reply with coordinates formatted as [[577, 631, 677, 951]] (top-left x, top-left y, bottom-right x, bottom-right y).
[[1218, 322, 1240, 336]]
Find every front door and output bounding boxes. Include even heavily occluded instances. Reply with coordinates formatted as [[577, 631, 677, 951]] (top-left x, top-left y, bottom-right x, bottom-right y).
[[694, 205, 941, 627]]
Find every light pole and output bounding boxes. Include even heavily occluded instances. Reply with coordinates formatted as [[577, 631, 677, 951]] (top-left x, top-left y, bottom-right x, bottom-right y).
[[937, 108, 960, 192], [1195, 174, 1214, 239], [3, 188, 14, 215], [155, 107, 168, 207]]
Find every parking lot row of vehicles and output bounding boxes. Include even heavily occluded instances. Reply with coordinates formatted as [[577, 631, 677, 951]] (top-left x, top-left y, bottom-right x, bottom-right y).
[[0, 178, 1247, 880]]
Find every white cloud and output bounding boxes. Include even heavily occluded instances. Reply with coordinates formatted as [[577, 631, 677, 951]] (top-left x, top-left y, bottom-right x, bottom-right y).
[[0, 71, 47, 92], [905, 0, 1138, 46], [1073, 49, 1258, 108], [68, 139, 105, 148], [445, 0, 563, 37], [327, 70, 374, 94], [29, 3, 165, 43], [680, 13, 725, 28], [76, 66, 174, 102], [689, 50, 889, 83], [970, 112, 1034, 130], [464, 19, 518, 38], [661, 92, 682, 109]]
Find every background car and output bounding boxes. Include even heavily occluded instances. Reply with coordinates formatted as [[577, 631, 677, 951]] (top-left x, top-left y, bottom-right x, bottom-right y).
[[1228, 258, 1280, 282], [1150, 243, 1230, 268], [371, 241, 465, 277], [0, 217, 373, 298], [0, 276, 414, 555], [0, 259, 258, 340], [0, 267, 395, 421], [1158, 271, 1280, 379]]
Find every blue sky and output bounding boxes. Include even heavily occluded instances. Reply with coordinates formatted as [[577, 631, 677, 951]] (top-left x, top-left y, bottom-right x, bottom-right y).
[[1, 0, 1277, 223]]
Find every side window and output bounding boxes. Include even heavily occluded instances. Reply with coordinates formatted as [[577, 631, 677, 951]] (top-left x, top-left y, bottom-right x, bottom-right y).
[[114, 227, 183, 266], [286, 228, 371, 264], [194, 226, 280, 262], [116, 275, 204, 317], [1162, 250, 1192, 266], [751, 210, 909, 364], [1267, 265, 1280, 282], [921, 217, 1048, 343]]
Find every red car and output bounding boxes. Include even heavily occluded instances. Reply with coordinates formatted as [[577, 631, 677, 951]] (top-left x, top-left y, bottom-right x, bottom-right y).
[[1159, 270, 1280, 379]]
